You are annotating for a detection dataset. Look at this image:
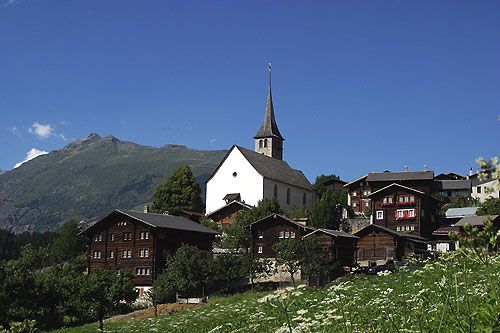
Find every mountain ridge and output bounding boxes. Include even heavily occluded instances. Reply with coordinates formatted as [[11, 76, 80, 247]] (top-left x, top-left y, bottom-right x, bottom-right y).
[[0, 134, 227, 232]]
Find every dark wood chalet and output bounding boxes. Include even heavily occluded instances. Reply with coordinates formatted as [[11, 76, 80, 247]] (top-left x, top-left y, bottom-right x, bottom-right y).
[[368, 183, 439, 239], [344, 175, 371, 215], [354, 224, 428, 263], [205, 200, 252, 226], [83, 209, 218, 287], [365, 171, 435, 194], [251, 214, 315, 257], [302, 229, 359, 267]]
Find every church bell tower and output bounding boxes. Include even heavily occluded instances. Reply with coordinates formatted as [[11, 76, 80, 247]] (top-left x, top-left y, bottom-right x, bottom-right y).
[[254, 64, 284, 160]]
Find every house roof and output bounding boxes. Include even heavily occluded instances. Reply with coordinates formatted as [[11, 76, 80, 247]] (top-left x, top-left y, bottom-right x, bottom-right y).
[[366, 171, 434, 182], [205, 200, 252, 219], [304, 228, 359, 239], [432, 226, 460, 236], [223, 193, 241, 202], [237, 146, 312, 190], [83, 209, 218, 235], [445, 207, 478, 219], [435, 172, 466, 180], [353, 224, 429, 243], [433, 180, 471, 191], [343, 175, 368, 188], [368, 183, 426, 198], [250, 214, 316, 231], [254, 69, 284, 140], [454, 215, 499, 227]]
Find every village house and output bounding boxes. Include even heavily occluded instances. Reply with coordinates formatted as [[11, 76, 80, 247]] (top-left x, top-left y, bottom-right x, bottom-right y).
[[83, 209, 218, 296], [205, 67, 315, 215], [302, 228, 359, 267], [205, 200, 252, 226]]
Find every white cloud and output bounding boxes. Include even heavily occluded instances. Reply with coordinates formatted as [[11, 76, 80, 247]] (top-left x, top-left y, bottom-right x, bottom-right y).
[[7, 126, 20, 137], [210, 138, 217, 144], [1, 0, 17, 8], [59, 133, 68, 141], [28, 122, 55, 139], [14, 148, 49, 169]]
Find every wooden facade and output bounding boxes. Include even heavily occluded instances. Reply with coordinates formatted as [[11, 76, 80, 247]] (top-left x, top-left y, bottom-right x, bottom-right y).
[[205, 200, 251, 226], [250, 214, 314, 258], [369, 183, 439, 239], [84, 210, 218, 286], [344, 175, 371, 215], [354, 224, 428, 263], [303, 229, 359, 267]]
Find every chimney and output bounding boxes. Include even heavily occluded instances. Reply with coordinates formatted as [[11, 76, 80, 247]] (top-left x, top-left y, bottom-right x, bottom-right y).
[[469, 168, 473, 176], [404, 165, 409, 172], [143, 205, 149, 213], [424, 165, 428, 172]]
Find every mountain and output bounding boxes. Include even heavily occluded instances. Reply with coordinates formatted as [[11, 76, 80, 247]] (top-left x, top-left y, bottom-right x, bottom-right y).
[[0, 134, 227, 232], [0, 169, 4, 175]]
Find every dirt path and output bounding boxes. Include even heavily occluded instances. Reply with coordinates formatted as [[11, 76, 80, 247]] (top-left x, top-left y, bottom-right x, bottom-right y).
[[106, 303, 203, 323]]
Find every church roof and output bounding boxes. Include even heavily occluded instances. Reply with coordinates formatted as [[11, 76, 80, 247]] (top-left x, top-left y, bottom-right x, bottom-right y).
[[237, 146, 312, 190], [254, 67, 284, 140]]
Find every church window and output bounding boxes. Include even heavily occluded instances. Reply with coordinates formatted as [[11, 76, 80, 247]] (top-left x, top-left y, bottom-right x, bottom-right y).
[[274, 185, 278, 198], [303, 193, 306, 205], [264, 139, 268, 148], [286, 188, 291, 204], [259, 140, 263, 148]]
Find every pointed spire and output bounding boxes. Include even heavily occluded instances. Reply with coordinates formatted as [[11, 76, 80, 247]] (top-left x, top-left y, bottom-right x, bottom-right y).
[[254, 63, 284, 140]]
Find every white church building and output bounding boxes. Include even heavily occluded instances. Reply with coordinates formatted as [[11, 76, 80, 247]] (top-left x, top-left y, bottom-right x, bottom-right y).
[[205, 68, 315, 214]]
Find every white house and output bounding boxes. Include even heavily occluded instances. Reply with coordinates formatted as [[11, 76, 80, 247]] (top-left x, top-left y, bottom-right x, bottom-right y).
[[205, 67, 314, 214]]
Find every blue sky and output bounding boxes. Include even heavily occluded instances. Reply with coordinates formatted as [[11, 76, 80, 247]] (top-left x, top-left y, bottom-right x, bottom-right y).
[[0, 1, 499, 181]]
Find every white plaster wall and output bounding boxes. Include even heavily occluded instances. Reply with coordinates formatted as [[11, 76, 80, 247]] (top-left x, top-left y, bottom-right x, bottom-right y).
[[206, 148, 264, 214], [263, 178, 314, 212], [471, 179, 500, 202]]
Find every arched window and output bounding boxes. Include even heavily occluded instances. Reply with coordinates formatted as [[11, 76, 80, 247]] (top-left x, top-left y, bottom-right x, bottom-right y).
[[264, 139, 268, 148], [259, 140, 263, 148], [274, 185, 278, 199], [302, 193, 307, 206], [286, 188, 291, 204]]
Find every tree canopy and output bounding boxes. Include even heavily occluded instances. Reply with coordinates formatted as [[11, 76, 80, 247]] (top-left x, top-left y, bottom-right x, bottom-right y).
[[310, 188, 347, 229], [476, 197, 500, 216], [151, 165, 203, 214]]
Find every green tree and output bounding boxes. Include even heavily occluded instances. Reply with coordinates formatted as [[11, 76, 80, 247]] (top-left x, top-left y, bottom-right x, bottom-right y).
[[286, 205, 311, 220], [213, 254, 249, 293], [147, 273, 175, 317], [50, 219, 86, 263], [476, 197, 500, 216], [79, 269, 136, 332], [161, 244, 212, 297], [311, 189, 345, 229], [221, 198, 283, 252], [313, 174, 340, 198], [151, 166, 203, 214], [272, 239, 303, 288]]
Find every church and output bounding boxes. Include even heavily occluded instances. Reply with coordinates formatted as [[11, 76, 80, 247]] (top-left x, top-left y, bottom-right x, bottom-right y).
[[205, 67, 315, 215]]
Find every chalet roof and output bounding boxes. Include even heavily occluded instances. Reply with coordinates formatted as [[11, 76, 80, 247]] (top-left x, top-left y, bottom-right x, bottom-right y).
[[445, 207, 477, 219], [343, 174, 368, 188], [250, 214, 316, 231], [367, 183, 426, 198], [83, 210, 218, 235], [223, 193, 241, 202], [205, 200, 252, 219], [304, 228, 359, 239], [454, 215, 499, 227], [432, 226, 460, 236], [237, 146, 312, 190], [254, 68, 284, 140], [433, 180, 471, 191], [366, 171, 434, 183], [353, 224, 429, 244], [435, 172, 466, 180]]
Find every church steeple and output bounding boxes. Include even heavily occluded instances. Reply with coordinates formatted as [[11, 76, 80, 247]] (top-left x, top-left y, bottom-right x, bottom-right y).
[[254, 64, 284, 160]]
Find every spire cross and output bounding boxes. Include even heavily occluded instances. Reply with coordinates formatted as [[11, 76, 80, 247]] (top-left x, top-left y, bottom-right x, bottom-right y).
[[268, 62, 272, 90]]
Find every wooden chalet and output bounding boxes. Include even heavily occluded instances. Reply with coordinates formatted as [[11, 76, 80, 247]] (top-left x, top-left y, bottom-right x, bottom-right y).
[[83, 209, 218, 288], [354, 224, 428, 264], [343, 175, 371, 215], [205, 200, 252, 226], [302, 229, 359, 267], [250, 214, 315, 257], [368, 183, 439, 239]]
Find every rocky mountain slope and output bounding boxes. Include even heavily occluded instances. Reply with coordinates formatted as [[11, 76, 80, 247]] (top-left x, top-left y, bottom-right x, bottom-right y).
[[0, 134, 227, 232]]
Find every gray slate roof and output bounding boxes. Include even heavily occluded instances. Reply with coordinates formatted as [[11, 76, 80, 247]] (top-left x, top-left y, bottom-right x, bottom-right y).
[[454, 215, 499, 227], [254, 80, 284, 140], [366, 171, 434, 182], [119, 210, 218, 234], [445, 207, 478, 218], [354, 224, 429, 243], [434, 180, 471, 191], [237, 146, 312, 190], [306, 228, 359, 239]]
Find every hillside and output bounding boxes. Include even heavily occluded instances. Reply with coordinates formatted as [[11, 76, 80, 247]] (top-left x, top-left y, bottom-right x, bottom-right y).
[[0, 134, 227, 232], [55, 251, 500, 333], [0, 168, 4, 175]]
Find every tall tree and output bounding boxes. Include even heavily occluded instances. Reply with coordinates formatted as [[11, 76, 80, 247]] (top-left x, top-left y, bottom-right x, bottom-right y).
[[50, 219, 86, 263], [476, 198, 500, 216], [311, 189, 345, 229], [151, 166, 203, 214], [313, 174, 340, 197], [272, 239, 303, 288]]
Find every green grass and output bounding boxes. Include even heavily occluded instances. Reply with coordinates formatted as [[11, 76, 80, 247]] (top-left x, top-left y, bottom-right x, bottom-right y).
[[55, 250, 500, 333]]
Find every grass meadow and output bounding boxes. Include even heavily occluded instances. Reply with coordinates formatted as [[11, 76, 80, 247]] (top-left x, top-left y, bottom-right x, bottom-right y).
[[55, 250, 500, 333]]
